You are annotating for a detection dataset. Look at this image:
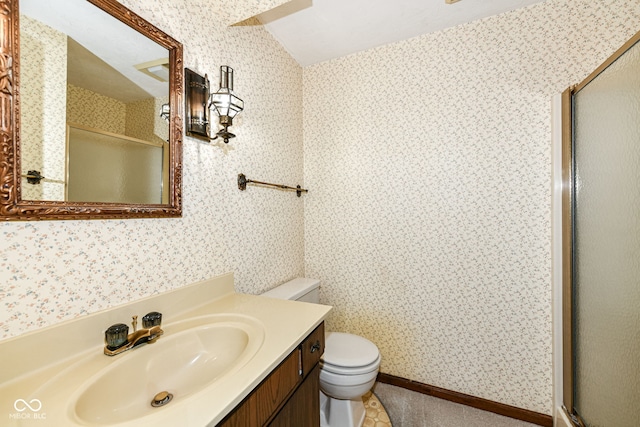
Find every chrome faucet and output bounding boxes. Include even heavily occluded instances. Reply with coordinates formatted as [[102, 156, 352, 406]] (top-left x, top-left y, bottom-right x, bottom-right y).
[[104, 312, 163, 356]]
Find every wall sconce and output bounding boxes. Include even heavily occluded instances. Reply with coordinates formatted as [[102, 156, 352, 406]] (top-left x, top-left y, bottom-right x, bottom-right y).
[[209, 66, 244, 143], [159, 103, 170, 121], [185, 68, 211, 141], [184, 66, 244, 143]]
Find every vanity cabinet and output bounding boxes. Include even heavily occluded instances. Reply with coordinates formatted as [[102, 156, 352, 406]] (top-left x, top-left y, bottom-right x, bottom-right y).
[[218, 322, 325, 427]]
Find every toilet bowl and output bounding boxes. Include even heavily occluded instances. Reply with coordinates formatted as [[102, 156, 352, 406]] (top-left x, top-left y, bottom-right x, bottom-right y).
[[319, 332, 381, 427], [261, 278, 381, 427]]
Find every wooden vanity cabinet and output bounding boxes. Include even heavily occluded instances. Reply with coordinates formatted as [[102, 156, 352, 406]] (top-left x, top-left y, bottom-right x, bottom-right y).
[[217, 322, 325, 427]]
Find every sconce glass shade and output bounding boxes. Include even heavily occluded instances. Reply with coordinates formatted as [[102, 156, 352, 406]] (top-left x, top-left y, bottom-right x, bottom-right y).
[[159, 103, 170, 121], [208, 66, 244, 143], [209, 66, 244, 121]]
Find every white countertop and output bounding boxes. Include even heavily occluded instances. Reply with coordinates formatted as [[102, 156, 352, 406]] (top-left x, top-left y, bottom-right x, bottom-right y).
[[0, 273, 331, 426]]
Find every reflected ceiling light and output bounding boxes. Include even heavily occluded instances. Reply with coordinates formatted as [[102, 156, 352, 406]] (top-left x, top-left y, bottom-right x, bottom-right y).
[[209, 66, 244, 143], [135, 58, 170, 82]]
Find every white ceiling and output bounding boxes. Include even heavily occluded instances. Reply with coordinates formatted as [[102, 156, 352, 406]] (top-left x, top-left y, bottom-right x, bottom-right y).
[[259, 0, 548, 66], [21, 0, 168, 101]]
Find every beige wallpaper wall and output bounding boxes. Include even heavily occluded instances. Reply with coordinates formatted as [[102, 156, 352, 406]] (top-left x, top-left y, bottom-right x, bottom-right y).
[[302, 0, 640, 415], [124, 96, 169, 145], [68, 86, 168, 144], [67, 84, 127, 134], [0, 1, 304, 339], [20, 15, 67, 201]]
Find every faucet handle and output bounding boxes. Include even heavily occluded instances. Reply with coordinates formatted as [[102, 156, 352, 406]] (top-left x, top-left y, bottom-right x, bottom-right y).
[[142, 311, 162, 328], [105, 323, 129, 350]]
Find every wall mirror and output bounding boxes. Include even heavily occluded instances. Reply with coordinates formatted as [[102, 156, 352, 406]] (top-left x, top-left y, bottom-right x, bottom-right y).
[[0, 0, 183, 220]]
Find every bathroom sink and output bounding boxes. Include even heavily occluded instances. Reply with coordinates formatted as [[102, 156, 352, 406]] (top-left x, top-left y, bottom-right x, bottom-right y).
[[71, 314, 264, 425]]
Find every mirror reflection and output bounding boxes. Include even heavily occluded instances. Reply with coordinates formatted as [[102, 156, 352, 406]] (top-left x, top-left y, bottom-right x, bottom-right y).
[[20, 0, 170, 204]]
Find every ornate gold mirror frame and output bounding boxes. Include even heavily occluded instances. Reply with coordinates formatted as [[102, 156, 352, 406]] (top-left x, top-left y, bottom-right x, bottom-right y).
[[0, 0, 183, 220]]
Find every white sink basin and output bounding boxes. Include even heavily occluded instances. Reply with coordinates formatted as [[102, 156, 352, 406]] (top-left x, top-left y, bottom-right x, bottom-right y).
[[0, 275, 332, 427], [71, 314, 264, 425]]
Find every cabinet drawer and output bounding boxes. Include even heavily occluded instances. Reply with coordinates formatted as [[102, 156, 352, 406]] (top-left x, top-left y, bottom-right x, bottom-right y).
[[300, 322, 324, 377]]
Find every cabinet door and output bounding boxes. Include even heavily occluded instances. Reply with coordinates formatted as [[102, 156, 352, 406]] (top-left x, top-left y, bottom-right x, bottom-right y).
[[301, 323, 324, 377], [269, 364, 320, 427], [218, 351, 300, 427]]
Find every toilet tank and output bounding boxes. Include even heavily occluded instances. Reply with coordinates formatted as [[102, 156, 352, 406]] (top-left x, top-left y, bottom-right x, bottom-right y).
[[261, 278, 320, 303]]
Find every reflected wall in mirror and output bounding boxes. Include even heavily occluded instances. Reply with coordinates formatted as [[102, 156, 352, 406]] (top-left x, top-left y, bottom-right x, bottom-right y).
[[0, 0, 183, 220]]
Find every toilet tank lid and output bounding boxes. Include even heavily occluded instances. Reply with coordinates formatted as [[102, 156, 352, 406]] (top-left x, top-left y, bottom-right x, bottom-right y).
[[261, 277, 320, 300]]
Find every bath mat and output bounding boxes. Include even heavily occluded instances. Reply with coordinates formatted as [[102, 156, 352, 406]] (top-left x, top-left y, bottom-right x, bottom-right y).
[[363, 391, 392, 426]]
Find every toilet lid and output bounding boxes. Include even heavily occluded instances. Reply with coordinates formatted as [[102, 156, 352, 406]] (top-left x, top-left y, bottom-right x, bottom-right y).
[[321, 354, 380, 376], [322, 332, 380, 368]]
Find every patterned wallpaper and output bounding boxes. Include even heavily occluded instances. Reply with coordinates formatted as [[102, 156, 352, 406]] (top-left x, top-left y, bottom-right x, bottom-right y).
[[302, 0, 640, 415], [20, 15, 67, 201], [217, 0, 290, 26], [124, 97, 168, 145], [0, 0, 304, 340], [69, 87, 168, 145], [67, 84, 126, 134]]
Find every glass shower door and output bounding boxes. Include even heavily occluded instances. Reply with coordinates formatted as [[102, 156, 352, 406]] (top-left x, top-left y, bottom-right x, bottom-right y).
[[570, 36, 640, 427]]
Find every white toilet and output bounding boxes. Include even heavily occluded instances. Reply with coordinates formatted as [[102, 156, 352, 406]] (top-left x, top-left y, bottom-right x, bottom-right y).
[[261, 278, 381, 427]]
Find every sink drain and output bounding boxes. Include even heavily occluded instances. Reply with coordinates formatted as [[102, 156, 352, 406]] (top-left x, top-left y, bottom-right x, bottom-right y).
[[151, 391, 173, 408]]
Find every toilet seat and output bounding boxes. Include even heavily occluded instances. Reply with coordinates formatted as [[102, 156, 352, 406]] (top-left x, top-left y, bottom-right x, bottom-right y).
[[321, 354, 381, 375], [321, 332, 380, 375]]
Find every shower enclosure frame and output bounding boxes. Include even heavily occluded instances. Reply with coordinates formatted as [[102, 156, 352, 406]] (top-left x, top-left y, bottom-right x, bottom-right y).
[[561, 29, 640, 427]]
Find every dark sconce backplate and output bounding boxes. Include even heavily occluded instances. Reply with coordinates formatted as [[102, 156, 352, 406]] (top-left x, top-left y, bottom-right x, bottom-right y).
[[184, 68, 210, 141]]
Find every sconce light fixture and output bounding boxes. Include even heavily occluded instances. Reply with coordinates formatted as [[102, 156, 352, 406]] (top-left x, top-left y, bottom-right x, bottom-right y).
[[159, 103, 170, 121], [184, 66, 244, 143], [209, 66, 244, 143], [185, 68, 211, 140]]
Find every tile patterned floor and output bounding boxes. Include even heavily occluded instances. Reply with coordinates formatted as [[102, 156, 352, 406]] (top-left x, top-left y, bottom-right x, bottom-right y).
[[363, 391, 393, 427], [371, 382, 540, 427]]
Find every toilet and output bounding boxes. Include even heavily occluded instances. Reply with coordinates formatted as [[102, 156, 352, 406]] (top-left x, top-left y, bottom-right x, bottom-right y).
[[261, 278, 381, 427]]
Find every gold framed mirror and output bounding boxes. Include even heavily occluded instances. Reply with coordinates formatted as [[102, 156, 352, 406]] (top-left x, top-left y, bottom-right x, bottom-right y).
[[0, 0, 183, 220]]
